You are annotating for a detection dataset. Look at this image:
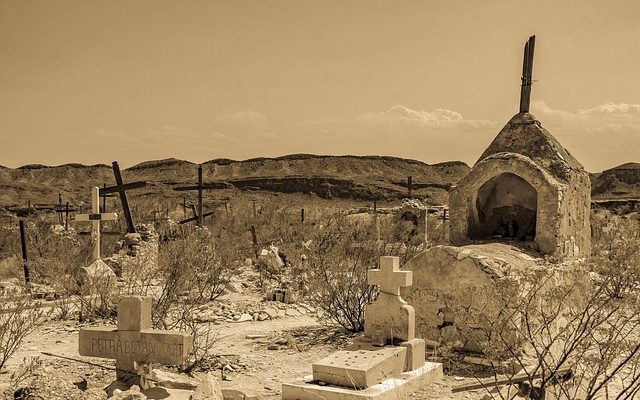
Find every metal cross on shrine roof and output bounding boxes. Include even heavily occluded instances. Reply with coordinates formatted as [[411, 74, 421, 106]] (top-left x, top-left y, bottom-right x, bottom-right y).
[[100, 161, 146, 234], [519, 35, 536, 113], [74, 187, 118, 261]]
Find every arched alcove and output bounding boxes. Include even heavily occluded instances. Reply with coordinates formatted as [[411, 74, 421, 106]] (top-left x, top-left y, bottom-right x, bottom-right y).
[[470, 173, 537, 241]]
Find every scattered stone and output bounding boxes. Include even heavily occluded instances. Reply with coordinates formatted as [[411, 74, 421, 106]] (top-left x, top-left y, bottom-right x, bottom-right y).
[[262, 308, 281, 320], [233, 313, 253, 323], [149, 369, 198, 390], [221, 388, 257, 400], [192, 372, 223, 400], [110, 385, 146, 400], [267, 344, 280, 350], [225, 282, 244, 294], [245, 334, 267, 339], [284, 308, 300, 317]]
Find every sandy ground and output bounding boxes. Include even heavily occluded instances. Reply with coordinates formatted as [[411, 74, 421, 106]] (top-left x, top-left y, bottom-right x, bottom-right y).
[[0, 291, 525, 400]]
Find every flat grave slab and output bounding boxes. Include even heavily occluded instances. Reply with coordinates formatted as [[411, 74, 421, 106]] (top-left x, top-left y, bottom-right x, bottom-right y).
[[312, 347, 406, 389], [283, 362, 443, 400]]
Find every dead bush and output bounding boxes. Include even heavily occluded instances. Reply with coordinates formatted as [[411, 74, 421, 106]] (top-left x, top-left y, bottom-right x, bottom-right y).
[[303, 216, 383, 332], [479, 267, 640, 400], [154, 226, 241, 326], [590, 214, 640, 299], [0, 299, 45, 372]]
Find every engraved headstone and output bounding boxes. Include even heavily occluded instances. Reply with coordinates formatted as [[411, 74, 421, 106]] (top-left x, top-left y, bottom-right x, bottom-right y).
[[79, 296, 193, 383]]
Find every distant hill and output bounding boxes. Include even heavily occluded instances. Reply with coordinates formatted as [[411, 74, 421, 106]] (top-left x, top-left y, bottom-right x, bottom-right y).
[[2, 156, 638, 215], [0, 154, 470, 211], [592, 162, 640, 200]]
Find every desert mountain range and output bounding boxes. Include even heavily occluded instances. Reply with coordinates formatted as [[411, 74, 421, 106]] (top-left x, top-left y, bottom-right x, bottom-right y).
[[0, 155, 638, 213]]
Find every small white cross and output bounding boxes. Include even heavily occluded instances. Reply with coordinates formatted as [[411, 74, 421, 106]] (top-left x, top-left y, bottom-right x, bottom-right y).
[[368, 256, 412, 296], [74, 187, 118, 261]]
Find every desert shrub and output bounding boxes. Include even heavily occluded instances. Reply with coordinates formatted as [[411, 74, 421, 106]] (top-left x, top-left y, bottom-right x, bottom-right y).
[[0, 299, 45, 372], [479, 266, 640, 400], [154, 226, 241, 327], [589, 214, 640, 298], [9, 357, 43, 391], [302, 216, 383, 332], [120, 242, 158, 297]]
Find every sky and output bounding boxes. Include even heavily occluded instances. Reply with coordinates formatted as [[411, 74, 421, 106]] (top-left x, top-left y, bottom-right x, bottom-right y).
[[1, 0, 639, 171]]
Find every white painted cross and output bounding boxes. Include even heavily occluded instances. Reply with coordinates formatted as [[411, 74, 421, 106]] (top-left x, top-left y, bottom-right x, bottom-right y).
[[74, 186, 118, 261], [367, 256, 412, 296]]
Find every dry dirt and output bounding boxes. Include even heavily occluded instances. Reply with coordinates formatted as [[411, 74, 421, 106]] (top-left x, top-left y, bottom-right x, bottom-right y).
[[0, 289, 491, 400]]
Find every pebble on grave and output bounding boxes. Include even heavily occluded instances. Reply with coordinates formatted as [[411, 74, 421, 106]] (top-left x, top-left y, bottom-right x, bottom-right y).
[[79, 296, 192, 386]]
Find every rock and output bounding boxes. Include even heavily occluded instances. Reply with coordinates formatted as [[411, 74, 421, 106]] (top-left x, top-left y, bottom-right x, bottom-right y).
[[274, 338, 289, 346], [233, 313, 253, 323], [192, 372, 223, 400], [221, 388, 253, 400], [149, 369, 198, 390], [225, 282, 244, 294], [245, 334, 267, 339], [267, 344, 280, 350], [124, 233, 142, 246], [110, 385, 147, 400], [285, 308, 300, 317], [256, 312, 269, 321], [262, 308, 279, 320]]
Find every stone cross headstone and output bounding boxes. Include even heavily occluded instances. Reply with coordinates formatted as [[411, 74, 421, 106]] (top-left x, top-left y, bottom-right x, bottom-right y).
[[288, 256, 430, 396], [75, 186, 118, 261], [79, 296, 193, 383], [364, 256, 415, 343]]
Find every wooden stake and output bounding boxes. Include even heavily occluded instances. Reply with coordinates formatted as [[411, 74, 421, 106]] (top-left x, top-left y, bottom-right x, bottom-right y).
[[18, 220, 30, 287], [197, 165, 203, 226]]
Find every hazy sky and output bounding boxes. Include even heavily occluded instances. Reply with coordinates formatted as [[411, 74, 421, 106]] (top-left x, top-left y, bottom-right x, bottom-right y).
[[1, 1, 639, 171]]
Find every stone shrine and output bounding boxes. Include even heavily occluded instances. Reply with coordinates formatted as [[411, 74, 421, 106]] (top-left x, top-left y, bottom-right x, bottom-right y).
[[449, 36, 591, 259], [282, 256, 442, 399], [401, 36, 592, 355], [79, 296, 192, 385]]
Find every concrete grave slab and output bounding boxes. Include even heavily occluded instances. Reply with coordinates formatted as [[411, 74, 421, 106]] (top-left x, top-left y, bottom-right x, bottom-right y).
[[282, 362, 443, 400], [312, 347, 407, 389]]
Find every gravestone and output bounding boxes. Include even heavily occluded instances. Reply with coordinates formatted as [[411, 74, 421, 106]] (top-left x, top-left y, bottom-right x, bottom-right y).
[[282, 256, 442, 399], [79, 296, 192, 385]]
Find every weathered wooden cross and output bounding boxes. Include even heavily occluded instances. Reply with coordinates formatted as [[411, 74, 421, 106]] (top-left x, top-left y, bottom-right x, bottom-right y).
[[100, 161, 146, 234], [79, 296, 192, 383], [519, 35, 536, 113], [74, 187, 118, 261], [173, 164, 218, 226], [100, 183, 117, 212]]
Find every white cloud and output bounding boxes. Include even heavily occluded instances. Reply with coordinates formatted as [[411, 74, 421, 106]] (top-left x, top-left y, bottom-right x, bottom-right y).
[[357, 105, 492, 129], [579, 102, 640, 116], [530, 100, 640, 170]]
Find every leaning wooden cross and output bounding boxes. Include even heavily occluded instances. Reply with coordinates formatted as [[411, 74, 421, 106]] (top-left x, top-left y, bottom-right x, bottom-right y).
[[100, 161, 146, 234], [79, 296, 192, 384]]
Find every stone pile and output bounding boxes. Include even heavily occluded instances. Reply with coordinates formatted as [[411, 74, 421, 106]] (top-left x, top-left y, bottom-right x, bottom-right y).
[[193, 300, 316, 324]]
